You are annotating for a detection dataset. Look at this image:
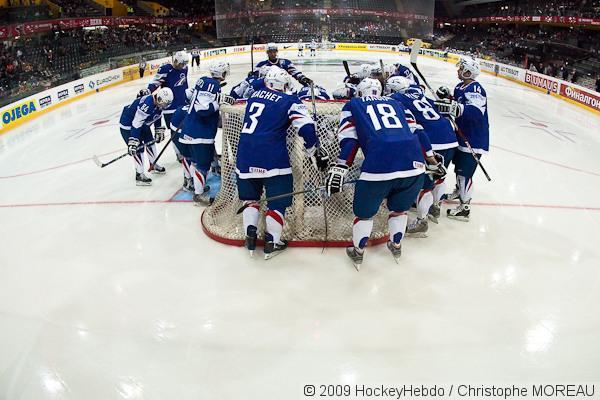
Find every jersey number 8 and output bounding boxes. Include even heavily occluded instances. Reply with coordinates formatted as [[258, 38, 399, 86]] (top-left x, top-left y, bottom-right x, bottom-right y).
[[366, 103, 403, 131]]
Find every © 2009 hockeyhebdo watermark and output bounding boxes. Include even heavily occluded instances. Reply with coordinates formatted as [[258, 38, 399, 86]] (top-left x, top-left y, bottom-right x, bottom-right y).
[[302, 384, 598, 399]]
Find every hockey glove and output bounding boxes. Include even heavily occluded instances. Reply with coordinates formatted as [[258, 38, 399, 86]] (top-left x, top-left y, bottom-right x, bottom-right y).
[[426, 161, 447, 179], [137, 88, 151, 98], [127, 137, 140, 156], [433, 151, 445, 167], [217, 92, 235, 106], [313, 146, 330, 172], [326, 163, 349, 196], [436, 86, 451, 100], [435, 99, 463, 118], [154, 127, 166, 143], [299, 76, 313, 86]]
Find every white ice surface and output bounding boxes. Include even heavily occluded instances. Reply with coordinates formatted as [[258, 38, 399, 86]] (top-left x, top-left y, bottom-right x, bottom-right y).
[[1, 49, 600, 399]]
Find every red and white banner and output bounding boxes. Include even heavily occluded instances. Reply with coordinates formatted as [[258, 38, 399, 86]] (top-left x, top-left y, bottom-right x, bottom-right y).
[[560, 84, 600, 112], [215, 8, 430, 21], [524, 71, 560, 93], [446, 15, 600, 28]]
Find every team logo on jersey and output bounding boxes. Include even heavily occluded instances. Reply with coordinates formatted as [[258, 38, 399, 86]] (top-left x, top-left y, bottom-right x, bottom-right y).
[[74, 84, 84, 94], [39, 95, 52, 109], [58, 89, 69, 101], [175, 73, 187, 87]]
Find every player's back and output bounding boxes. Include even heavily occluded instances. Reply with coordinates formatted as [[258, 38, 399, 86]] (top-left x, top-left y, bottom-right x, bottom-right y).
[[345, 96, 425, 177], [180, 77, 220, 140], [237, 88, 299, 174], [119, 95, 154, 127], [453, 81, 489, 151], [391, 87, 457, 149]]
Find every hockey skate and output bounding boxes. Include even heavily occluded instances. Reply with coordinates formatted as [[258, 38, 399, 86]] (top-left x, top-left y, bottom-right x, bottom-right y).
[[386, 241, 402, 263], [135, 173, 152, 186], [245, 226, 257, 258], [193, 185, 212, 206], [346, 246, 364, 271], [148, 163, 166, 174], [428, 202, 441, 224], [406, 218, 428, 238], [446, 186, 460, 201], [182, 177, 194, 193], [447, 201, 470, 221], [264, 240, 288, 260]]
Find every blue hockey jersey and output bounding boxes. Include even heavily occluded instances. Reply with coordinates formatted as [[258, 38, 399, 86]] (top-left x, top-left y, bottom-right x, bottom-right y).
[[390, 86, 457, 150], [296, 85, 331, 100], [453, 81, 489, 154], [169, 104, 189, 132], [392, 64, 421, 86], [236, 88, 318, 179], [148, 63, 189, 114], [254, 58, 307, 82], [179, 77, 221, 144], [119, 95, 162, 139], [230, 76, 254, 100], [338, 96, 432, 181]]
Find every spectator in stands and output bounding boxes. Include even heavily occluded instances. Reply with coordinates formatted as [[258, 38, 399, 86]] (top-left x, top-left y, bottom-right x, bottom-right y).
[[571, 68, 579, 84], [561, 65, 569, 80], [596, 75, 600, 93]]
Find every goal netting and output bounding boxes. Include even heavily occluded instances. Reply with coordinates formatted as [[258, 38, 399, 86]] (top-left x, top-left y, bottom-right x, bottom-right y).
[[201, 101, 390, 247]]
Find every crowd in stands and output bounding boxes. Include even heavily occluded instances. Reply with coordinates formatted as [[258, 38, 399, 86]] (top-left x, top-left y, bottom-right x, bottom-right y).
[[0, 24, 205, 106], [440, 23, 600, 90], [458, 0, 600, 19]]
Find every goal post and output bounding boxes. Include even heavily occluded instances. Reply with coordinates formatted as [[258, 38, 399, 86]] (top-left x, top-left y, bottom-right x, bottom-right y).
[[201, 100, 390, 247]]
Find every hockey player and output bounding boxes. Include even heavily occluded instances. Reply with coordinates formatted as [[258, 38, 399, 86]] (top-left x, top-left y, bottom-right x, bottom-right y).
[[169, 88, 195, 192], [434, 57, 489, 221], [389, 63, 421, 86], [179, 61, 233, 206], [297, 40, 304, 58], [309, 39, 317, 57], [148, 51, 189, 160], [237, 67, 329, 259], [325, 78, 446, 269], [333, 64, 377, 100], [387, 76, 458, 234], [255, 43, 313, 86], [119, 88, 173, 186], [296, 84, 331, 101]]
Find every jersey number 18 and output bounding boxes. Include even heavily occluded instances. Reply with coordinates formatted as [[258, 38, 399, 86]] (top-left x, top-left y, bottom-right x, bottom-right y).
[[365, 104, 403, 131]]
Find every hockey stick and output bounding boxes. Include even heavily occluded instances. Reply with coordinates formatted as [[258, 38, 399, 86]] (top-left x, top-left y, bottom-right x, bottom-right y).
[[342, 60, 351, 78], [148, 136, 173, 168], [93, 139, 157, 168], [409, 39, 492, 182], [236, 180, 358, 215], [250, 40, 254, 74]]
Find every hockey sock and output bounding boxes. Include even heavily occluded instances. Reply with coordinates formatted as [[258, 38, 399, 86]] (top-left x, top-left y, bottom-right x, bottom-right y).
[[457, 175, 473, 203], [432, 178, 446, 203], [265, 209, 285, 244], [190, 163, 207, 195], [388, 211, 408, 245], [182, 157, 191, 179], [416, 189, 433, 219], [146, 144, 158, 165], [243, 202, 260, 236], [352, 218, 373, 251], [171, 134, 182, 157], [133, 150, 145, 174]]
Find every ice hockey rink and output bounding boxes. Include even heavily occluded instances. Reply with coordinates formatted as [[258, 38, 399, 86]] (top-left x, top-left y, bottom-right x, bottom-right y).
[[1, 48, 600, 399]]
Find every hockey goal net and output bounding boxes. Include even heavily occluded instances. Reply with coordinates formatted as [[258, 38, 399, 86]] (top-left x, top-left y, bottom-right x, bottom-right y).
[[201, 100, 390, 247]]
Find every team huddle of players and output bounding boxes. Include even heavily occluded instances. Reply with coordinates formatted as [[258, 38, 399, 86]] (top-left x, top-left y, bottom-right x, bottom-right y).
[[118, 43, 489, 268]]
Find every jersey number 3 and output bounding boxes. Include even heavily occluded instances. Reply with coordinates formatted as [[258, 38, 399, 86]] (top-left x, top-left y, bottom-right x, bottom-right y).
[[366, 104, 403, 131], [241, 103, 265, 134]]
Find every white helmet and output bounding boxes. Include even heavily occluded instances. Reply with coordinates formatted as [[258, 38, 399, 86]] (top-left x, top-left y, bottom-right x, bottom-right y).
[[258, 65, 271, 78], [457, 57, 480, 80], [266, 43, 278, 52], [265, 67, 291, 92], [155, 87, 174, 109], [173, 51, 188, 68], [209, 61, 230, 80], [357, 64, 372, 79], [383, 64, 396, 79], [386, 76, 412, 94], [356, 78, 382, 97]]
